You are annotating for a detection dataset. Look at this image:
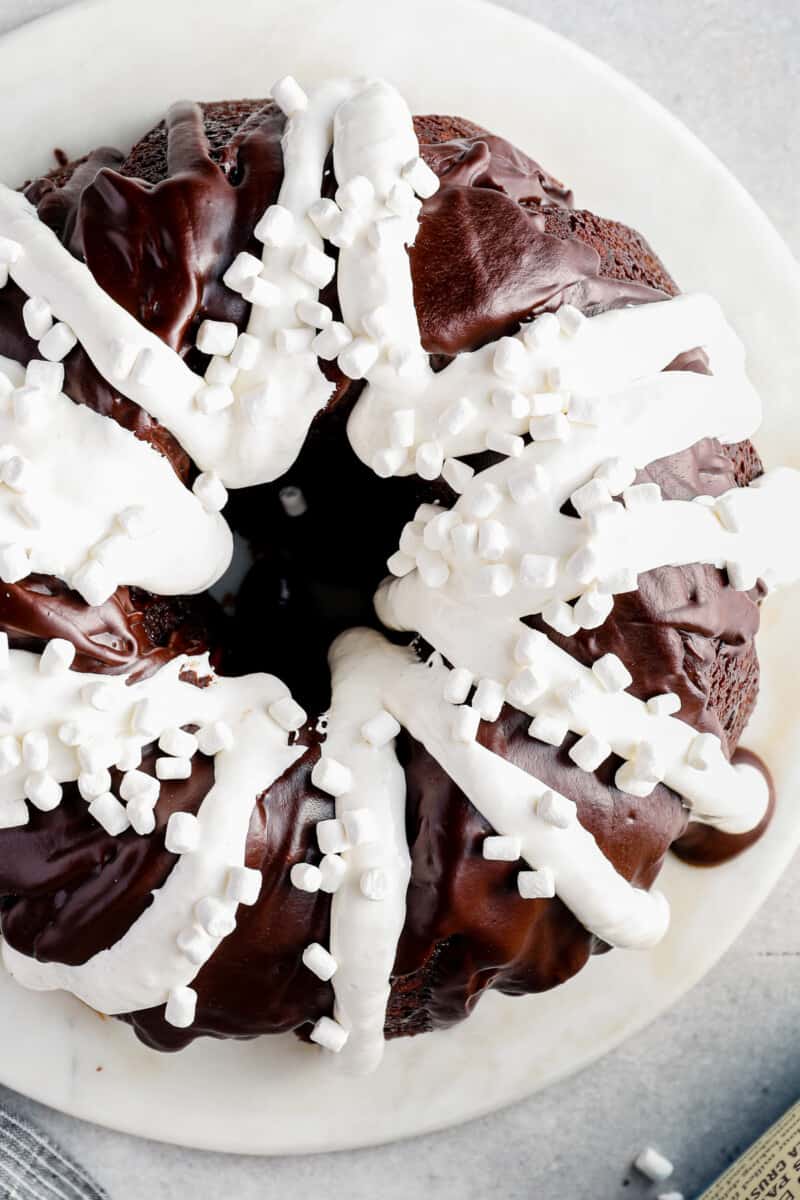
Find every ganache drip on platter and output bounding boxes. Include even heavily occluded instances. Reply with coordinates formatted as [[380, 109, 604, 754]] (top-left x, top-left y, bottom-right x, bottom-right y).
[[0, 74, 793, 1073]]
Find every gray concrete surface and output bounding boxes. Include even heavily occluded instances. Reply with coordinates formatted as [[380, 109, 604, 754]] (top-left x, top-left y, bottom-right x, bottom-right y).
[[0, 2, 797, 1197]]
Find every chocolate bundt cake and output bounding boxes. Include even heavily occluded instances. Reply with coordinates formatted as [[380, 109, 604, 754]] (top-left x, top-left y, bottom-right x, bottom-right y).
[[0, 74, 794, 1074]]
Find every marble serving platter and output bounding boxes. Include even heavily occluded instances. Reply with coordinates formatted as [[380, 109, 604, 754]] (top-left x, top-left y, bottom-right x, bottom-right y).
[[0, 0, 797, 1155]]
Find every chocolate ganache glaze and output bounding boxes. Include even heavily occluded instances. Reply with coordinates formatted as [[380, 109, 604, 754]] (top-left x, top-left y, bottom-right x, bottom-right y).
[[0, 94, 773, 1053]]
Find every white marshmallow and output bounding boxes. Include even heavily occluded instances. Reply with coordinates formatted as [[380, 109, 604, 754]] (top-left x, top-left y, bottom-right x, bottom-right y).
[[310, 1015, 349, 1053], [311, 756, 353, 797], [88, 792, 129, 835], [483, 835, 521, 862], [165, 985, 197, 1029], [302, 942, 338, 981], [361, 710, 400, 747], [165, 811, 200, 854]]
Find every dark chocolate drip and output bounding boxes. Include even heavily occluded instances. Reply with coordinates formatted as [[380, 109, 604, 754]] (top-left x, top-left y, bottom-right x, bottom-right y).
[[419, 130, 573, 206], [0, 575, 221, 678], [672, 748, 775, 866]]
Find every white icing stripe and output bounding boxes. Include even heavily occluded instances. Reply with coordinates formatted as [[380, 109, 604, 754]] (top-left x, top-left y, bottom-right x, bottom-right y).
[[324, 631, 410, 1075], [376, 583, 770, 835], [0, 356, 231, 602], [332, 628, 667, 950], [0, 651, 303, 1010]]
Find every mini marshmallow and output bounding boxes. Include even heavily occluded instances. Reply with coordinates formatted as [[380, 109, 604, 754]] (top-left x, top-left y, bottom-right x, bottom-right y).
[[472, 679, 505, 721], [423, 510, 461, 551], [39, 638, 75, 675], [292, 243, 335, 288], [336, 174, 375, 210], [22, 297, 53, 340], [296, 298, 332, 329], [518, 867, 556, 900], [452, 705, 481, 743], [242, 275, 281, 307], [290, 862, 322, 893], [361, 710, 400, 747], [176, 926, 212, 966], [571, 478, 612, 517], [372, 447, 407, 478], [537, 790, 577, 828], [116, 742, 143, 772], [165, 811, 200, 854], [574, 587, 614, 630], [254, 203, 294, 246], [225, 865, 262, 906], [165, 985, 197, 1029], [541, 599, 579, 637], [195, 896, 236, 939], [312, 322, 352, 360], [438, 396, 476, 437], [222, 251, 263, 293], [307, 197, 340, 236], [569, 733, 611, 773], [158, 728, 199, 759], [155, 756, 192, 781], [514, 629, 546, 665], [594, 456, 637, 495], [310, 1015, 349, 1053], [78, 742, 115, 772], [78, 769, 112, 802], [416, 441, 444, 480], [491, 387, 529, 419], [416, 548, 449, 589], [646, 692, 682, 716], [25, 359, 64, 393], [38, 322, 77, 362], [492, 336, 527, 381], [528, 714, 568, 748], [311, 756, 353, 797], [443, 667, 474, 706], [483, 835, 521, 862], [0, 543, 30, 583], [339, 337, 379, 380], [442, 458, 476, 494], [275, 327, 316, 354], [520, 553, 558, 589], [478, 519, 509, 561], [592, 653, 632, 692], [303, 942, 338, 981], [57, 721, 83, 747], [269, 696, 307, 733], [230, 332, 260, 369], [270, 74, 308, 116], [25, 771, 62, 812], [72, 559, 115, 606], [485, 429, 524, 458], [192, 471, 228, 513], [530, 412, 570, 441], [319, 854, 347, 893], [506, 668, 545, 708], [557, 304, 585, 335], [22, 730, 48, 770], [342, 808, 378, 846], [317, 818, 349, 855], [329, 210, 361, 249], [401, 155, 440, 198], [197, 720, 235, 756], [127, 798, 156, 836], [88, 792, 129, 835], [623, 482, 662, 509], [117, 505, 152, 539], [387, 551, 415, 577], [634, 1147, 674, 1183], [196, 320, 237, 357], [205, 355, 238, 386], [529, 391, 564, 416], [359, 867, 388, 901]]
